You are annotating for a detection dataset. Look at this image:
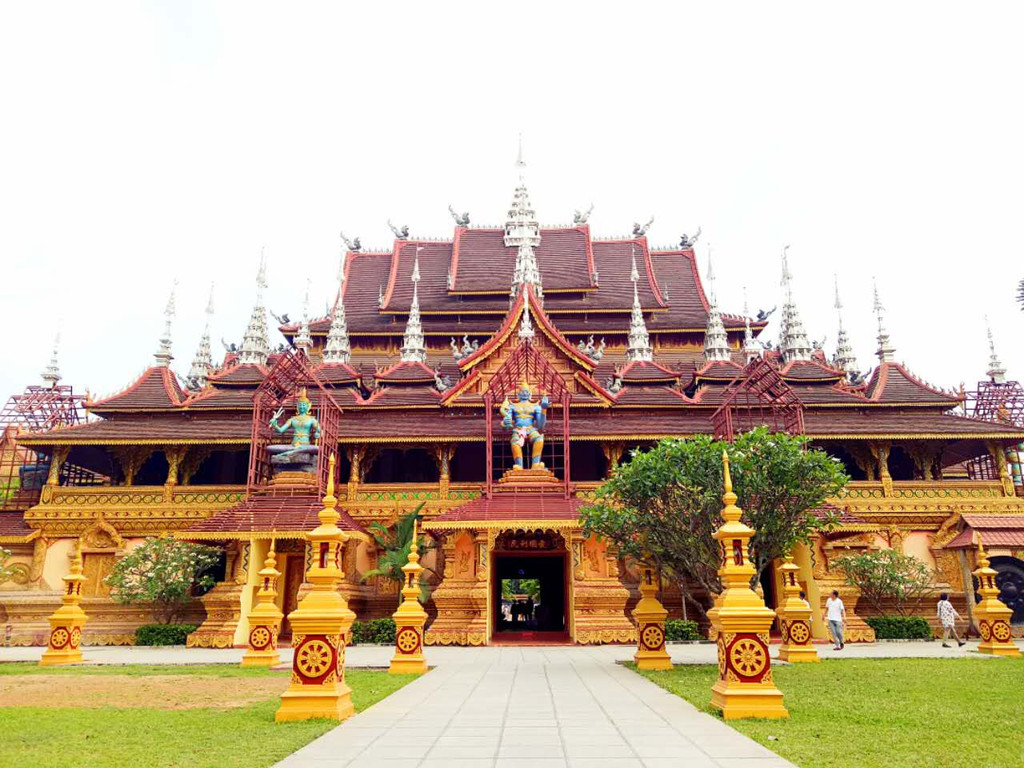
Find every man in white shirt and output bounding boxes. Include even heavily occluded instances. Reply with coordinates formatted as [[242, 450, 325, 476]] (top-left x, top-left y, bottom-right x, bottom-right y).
[[824, 589, 846, 650]]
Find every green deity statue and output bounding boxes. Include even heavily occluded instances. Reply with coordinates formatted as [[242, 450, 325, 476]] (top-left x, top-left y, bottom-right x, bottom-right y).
[[268, 388, 321, 472]]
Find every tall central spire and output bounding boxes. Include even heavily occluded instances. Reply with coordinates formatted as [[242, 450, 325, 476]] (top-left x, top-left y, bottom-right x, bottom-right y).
[[985, 319, 1006, 384], [187, 284, 215, 389], [294, 278, 313, 354], [41, 332, 62, 386], [323, 255, 351, 364], [239, 248, 270, 366], [832, 276, 858, 377], [504, 134, 541, 249], [703, 246, 731, 362], [400, 246, 427, 363], [742, 288, 760, 363], [153, 282, 177, 367], [778, 246, 812, 363], [873, 279, 895, 363], [625, 247, 653, 362]]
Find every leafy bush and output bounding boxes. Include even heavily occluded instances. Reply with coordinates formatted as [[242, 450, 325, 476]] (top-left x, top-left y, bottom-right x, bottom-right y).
[[135, 623, 198, 646], [865, 616, 932, 640], [665, 619, 701, 642], [350, 618, 396, 645], [834, 549, 933, 617]]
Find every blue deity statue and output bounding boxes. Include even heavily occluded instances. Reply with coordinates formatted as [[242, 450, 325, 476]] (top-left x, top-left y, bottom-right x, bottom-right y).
[[268, 388, 321, 473], [499, 379, 550, 470]]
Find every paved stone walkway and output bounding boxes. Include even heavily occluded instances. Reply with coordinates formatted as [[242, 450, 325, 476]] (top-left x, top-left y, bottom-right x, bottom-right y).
[[276, 646, 794, 768]]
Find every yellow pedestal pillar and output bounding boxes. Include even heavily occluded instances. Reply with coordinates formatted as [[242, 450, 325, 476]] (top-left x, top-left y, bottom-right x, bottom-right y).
[[707, 451, 788, 720], [777, 556, 819, 663], [39, 547, 87, 667], [633, 564, 672, 670], [389, 520, 429, 675], [276, 455, 358, 722], [973, 541, 1021, 658], [241, 540, 284, 668]]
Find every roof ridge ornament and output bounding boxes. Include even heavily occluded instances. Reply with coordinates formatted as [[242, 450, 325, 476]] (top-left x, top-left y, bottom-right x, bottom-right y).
[[504, 135, 541, 249], [573, 204, 594, 224], [294, 278, 313, 354], [703, 245, 731, 363], [625, 246, 653, 362], [632, 216, 654, 238], [153, 281, 177, 367], [873, 278, 895, 363], [985, 317, 1006, 384], [239, 248, 271, 366], [387, 220, 410, 240], [518, 301, 535, 342], [400, 246, 428, 363], [448, 204, 470, 226], [778, 245, 812, 363], [742, 288, 760, 363], [340, 231, 362, 253], [323, 255, 352, 364], [832, 275, 859, 380], [41, 331, 62, 386], [187, 283, 215, 390]]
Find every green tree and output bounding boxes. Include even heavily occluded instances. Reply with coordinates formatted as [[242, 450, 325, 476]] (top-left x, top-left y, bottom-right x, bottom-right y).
[[104, 537, 221, 624], [361, 504, 435, 603], [580, 428, 847, 619], [502, 578, 540, 600], [834, 549, 934, 617]]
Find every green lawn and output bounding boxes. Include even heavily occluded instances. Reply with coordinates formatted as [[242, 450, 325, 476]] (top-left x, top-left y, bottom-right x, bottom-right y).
[[633, 657, 1024, 768], [0, 664, 417, 768]]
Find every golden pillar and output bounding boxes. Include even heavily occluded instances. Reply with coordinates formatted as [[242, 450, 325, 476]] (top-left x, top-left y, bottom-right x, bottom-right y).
[[39, 546, 87, 666], [633, 564, 672, 670], [389, 519, 429, 675], [777, 555, 819, 663], [276, 455, 358, 722], [240, 540, 284, 668], [972, 540, 1020, 658], [707, 451, 788, 720]]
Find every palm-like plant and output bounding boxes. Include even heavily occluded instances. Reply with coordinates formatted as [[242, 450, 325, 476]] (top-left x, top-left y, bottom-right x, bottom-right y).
[[361, 503, 436, 603]]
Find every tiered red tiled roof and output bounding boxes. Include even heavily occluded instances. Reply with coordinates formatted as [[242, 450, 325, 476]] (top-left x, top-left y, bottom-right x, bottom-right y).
[[866, 362, 962, 406], [208, 363, 268, 387], [185, 492, 366, 538], [779, 359, 846, 382], [945, 514, 1024, 548], [16, 414, 251, 444], [426, 491, 584, 529], [88, 367, 186, 413]]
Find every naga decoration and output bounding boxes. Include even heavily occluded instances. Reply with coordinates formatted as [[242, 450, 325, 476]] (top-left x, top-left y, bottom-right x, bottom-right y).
[[679, 227, 702, 248], [387, 219, 410, 240], [448, 204, 470, 226], [632, 216, 654, 237], [268, 388, 321, 473], [340, 231, 362, 253], [499, 379, 550, 470], [576, 335, 605, 362], [450, 335, 479, 362], [573, 203, 594, 224]]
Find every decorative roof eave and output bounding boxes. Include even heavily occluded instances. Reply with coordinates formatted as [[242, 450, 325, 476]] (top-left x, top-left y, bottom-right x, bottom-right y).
[[807, 432, 1024, 441], [574, 372, 615, 405], [868, 361, 963, 405], [424, 518, 582, 532], [179, 529, 372, 544], [87, 366, 186, 412], [16, 436, 250, 446], [439, 368, 483, 406]]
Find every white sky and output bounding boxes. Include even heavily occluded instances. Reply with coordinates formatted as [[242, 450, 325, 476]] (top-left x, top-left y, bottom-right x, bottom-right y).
[[2, 2, 1022, 401]]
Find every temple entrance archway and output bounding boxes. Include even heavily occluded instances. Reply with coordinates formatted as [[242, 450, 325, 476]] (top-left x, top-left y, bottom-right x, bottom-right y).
[[491, 529, 571, 643]]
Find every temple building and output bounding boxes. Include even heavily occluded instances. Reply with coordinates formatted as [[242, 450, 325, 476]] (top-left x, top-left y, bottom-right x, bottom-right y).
[[2, 158, 1024, 648]]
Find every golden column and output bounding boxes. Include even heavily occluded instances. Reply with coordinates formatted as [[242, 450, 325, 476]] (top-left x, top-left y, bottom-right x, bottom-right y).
[[39, 546, 87, 666], [632, 563, 672, 671], [972, 539, 1021, 658], [707, 451, 788, 720], [776, 555, 819, 663], [389, 519, 429, 675], [276, 455, 358, 722], [240, 539, 284, 668]]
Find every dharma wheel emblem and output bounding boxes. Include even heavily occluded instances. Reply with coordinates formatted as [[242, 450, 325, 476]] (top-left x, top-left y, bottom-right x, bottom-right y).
[[641, 624, 665, 651], [729, 638, 768, 677], [980, 623, 992, 641], [396, 628, 420, 654], [992, 622, 1012, 642], [69, 628, 82, 648], [49, 628, 69, 649], [250, 626, 272, 650], [788, 621, 810, 645], [296, 639, 333, 678]]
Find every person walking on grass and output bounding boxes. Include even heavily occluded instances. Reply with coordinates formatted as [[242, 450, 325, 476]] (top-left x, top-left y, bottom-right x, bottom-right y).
[[937, 592, 966, 648], [824, 589, 846, 650]]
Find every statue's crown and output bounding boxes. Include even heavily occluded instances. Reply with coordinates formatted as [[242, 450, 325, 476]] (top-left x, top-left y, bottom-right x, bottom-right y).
[[518, 377, 533, 395], [296, 387, 311, 406]]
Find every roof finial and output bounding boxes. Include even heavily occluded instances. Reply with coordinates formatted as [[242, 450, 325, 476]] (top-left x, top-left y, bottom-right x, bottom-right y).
[[293, 278, 313, 354], [505, 134, 541, 250], [985, 317, 1006, 384], [153, 281, 177, 367], [873, 278, 895, 363], [400, 246, 427, 363], [778, 245, 812, 363], [703, 245, 730, 363], [187, 283, 215, 390], [625, 246, 653, 362], [518, 301, 535, 341], [323, 255, 351, 364], [239, 249, 270, 366], [742, 287, 760, 363], [832, 275, 858, 378], [41, 331, 62, 386]]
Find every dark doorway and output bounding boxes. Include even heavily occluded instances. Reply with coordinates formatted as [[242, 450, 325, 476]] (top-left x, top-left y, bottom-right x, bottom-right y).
[[493, 554, 567, 636]]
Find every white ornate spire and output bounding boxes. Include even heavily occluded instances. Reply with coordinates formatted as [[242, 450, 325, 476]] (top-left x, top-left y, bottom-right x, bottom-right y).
[[41, 332, 62, 386], [323, 256, 351, 364], [294, 278, 313, 354], [400, 247, 427, 363], [742, 289, 760, 363], [873, 279, 895, 363], [703, 246, 730, 362], [504, 134, 541, 249], [832, 276, 858, 377], [238, 248, 270, 366], [778, 245, 812, 363], [518, 301, 535, 341], [187, 283, 215, 389], [985, 318, 1006, 384], [625, 247, 653, 362], [153, 282, 177, 367]]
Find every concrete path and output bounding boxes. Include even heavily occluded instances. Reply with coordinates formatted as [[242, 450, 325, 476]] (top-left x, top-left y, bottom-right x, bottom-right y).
[[276, 646, 794, 768]]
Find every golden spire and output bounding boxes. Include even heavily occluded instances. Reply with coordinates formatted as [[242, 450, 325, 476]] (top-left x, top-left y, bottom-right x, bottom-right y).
[[318, 453, 339, 527], [720, 450, 740, 521]]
